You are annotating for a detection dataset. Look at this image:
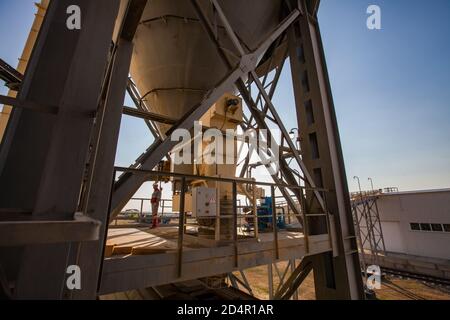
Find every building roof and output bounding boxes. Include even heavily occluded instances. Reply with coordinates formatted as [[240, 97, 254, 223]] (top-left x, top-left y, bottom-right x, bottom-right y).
[[380, 188, 450, 197]]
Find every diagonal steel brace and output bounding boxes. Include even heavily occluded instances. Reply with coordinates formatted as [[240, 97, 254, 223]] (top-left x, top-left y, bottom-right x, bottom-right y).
[[110, 8, 300, 218]]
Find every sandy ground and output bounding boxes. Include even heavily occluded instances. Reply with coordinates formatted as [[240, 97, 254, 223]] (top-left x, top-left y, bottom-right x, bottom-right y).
[[235, 261, 450, 300]]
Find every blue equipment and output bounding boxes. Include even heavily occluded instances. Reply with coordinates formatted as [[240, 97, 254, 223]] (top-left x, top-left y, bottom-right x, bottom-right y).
[[255, 197, 286, 232]]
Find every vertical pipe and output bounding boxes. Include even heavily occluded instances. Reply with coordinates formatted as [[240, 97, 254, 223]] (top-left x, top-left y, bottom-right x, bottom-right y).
[[97, 168, 117, 292], [300, 188, 310, 254], [232, 182, 238, 268], [215, 182, 221, 241], [177, 177, 186, 278], [322, 191, 333, 250], [253, 183, 259, 240], [287, 203, 291, 225], [271, 186, 279, 260]]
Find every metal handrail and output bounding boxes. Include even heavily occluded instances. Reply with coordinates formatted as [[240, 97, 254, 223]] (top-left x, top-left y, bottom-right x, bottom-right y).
[[113, 166, 329, 192], [110, 167, 333, 278], [112, 197, 174, 225]]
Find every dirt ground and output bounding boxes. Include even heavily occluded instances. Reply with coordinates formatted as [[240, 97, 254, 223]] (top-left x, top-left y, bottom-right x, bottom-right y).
[[236, 261, 450, 300]]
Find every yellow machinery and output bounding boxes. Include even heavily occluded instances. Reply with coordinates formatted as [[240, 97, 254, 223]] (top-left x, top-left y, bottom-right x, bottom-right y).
[[171, 93, 245, 240]]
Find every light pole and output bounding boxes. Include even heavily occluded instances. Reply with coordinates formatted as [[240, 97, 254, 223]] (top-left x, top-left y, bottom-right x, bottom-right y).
[[353, 176, 363, 195], [289, 128, 300, 150], [368, 177, 374, 192]]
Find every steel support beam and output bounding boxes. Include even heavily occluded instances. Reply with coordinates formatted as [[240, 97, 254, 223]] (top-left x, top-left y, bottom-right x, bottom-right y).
[[123, 106, 178, 125], [287, 0, 364, 299], [290, 259, 300, 300], [228, 272, 254, 297], [193, 0, 305, 223], [71, 0, 147, 300], [210, 0, 322, 210], [0, 213, 101, 247], [0, 94, 58, 115], [0, 58, 23, 91], [237, 87, 305, 222], [352, 194, 386, 267], [126, 78, 160, 138], [274, 261, 292, 296], [110, 8, 300, 218], [274, 258, 313, 300], [0, 0, 121, 299]]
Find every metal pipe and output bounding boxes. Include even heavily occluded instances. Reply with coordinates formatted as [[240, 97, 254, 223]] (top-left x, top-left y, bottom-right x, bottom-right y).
[[232, 181, 238, 268], [252, 183, 259, 240], [177, 177, 186, 278], [368, 177, 375, 192], [122, 106, 178, 124], [271, 186, 279, 260], [299, 188, 310, 254], [114, 166, 328, 192], [98, 168, 117, 292]]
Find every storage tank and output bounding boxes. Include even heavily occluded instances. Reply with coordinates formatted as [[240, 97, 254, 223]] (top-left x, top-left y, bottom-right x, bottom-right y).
[[129, 0, 284, 240], [130, 0, 284, 133]]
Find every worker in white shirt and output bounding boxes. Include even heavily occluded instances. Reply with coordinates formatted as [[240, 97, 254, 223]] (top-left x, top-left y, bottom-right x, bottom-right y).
[[150, 183, 162, 229]]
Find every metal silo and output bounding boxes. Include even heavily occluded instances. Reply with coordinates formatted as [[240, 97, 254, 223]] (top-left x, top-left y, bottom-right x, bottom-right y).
[[130, 0, 283, 133]]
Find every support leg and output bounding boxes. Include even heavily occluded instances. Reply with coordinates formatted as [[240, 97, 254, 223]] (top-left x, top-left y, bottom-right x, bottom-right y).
[[0, 0, 121, 299], [287, 1, 364, 299]]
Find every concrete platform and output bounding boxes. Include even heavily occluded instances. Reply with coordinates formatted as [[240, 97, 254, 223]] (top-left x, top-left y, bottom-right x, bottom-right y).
[[99, 227, 332, 295]]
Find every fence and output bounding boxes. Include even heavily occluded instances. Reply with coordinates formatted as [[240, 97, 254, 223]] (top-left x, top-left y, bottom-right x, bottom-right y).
[[109, 167, 332, 277]]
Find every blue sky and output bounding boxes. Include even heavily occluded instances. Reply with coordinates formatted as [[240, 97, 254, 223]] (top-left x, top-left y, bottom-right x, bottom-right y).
[[0, 0, 449, 194], [318, 0, 450, 191]]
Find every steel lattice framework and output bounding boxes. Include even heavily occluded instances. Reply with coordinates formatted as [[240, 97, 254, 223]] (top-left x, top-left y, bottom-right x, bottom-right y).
[[0, 0, 364, 300], [351, 192, 387, 271]]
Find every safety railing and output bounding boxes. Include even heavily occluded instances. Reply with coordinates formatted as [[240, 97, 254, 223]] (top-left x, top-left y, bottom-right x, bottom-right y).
[[110, 167, 333, 278], [350, 190, 382, 200], [112, 197, 173, 226]]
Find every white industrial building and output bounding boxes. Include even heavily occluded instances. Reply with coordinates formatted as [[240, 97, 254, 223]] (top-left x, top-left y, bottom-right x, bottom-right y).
[[377, 189, 450, 260]]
